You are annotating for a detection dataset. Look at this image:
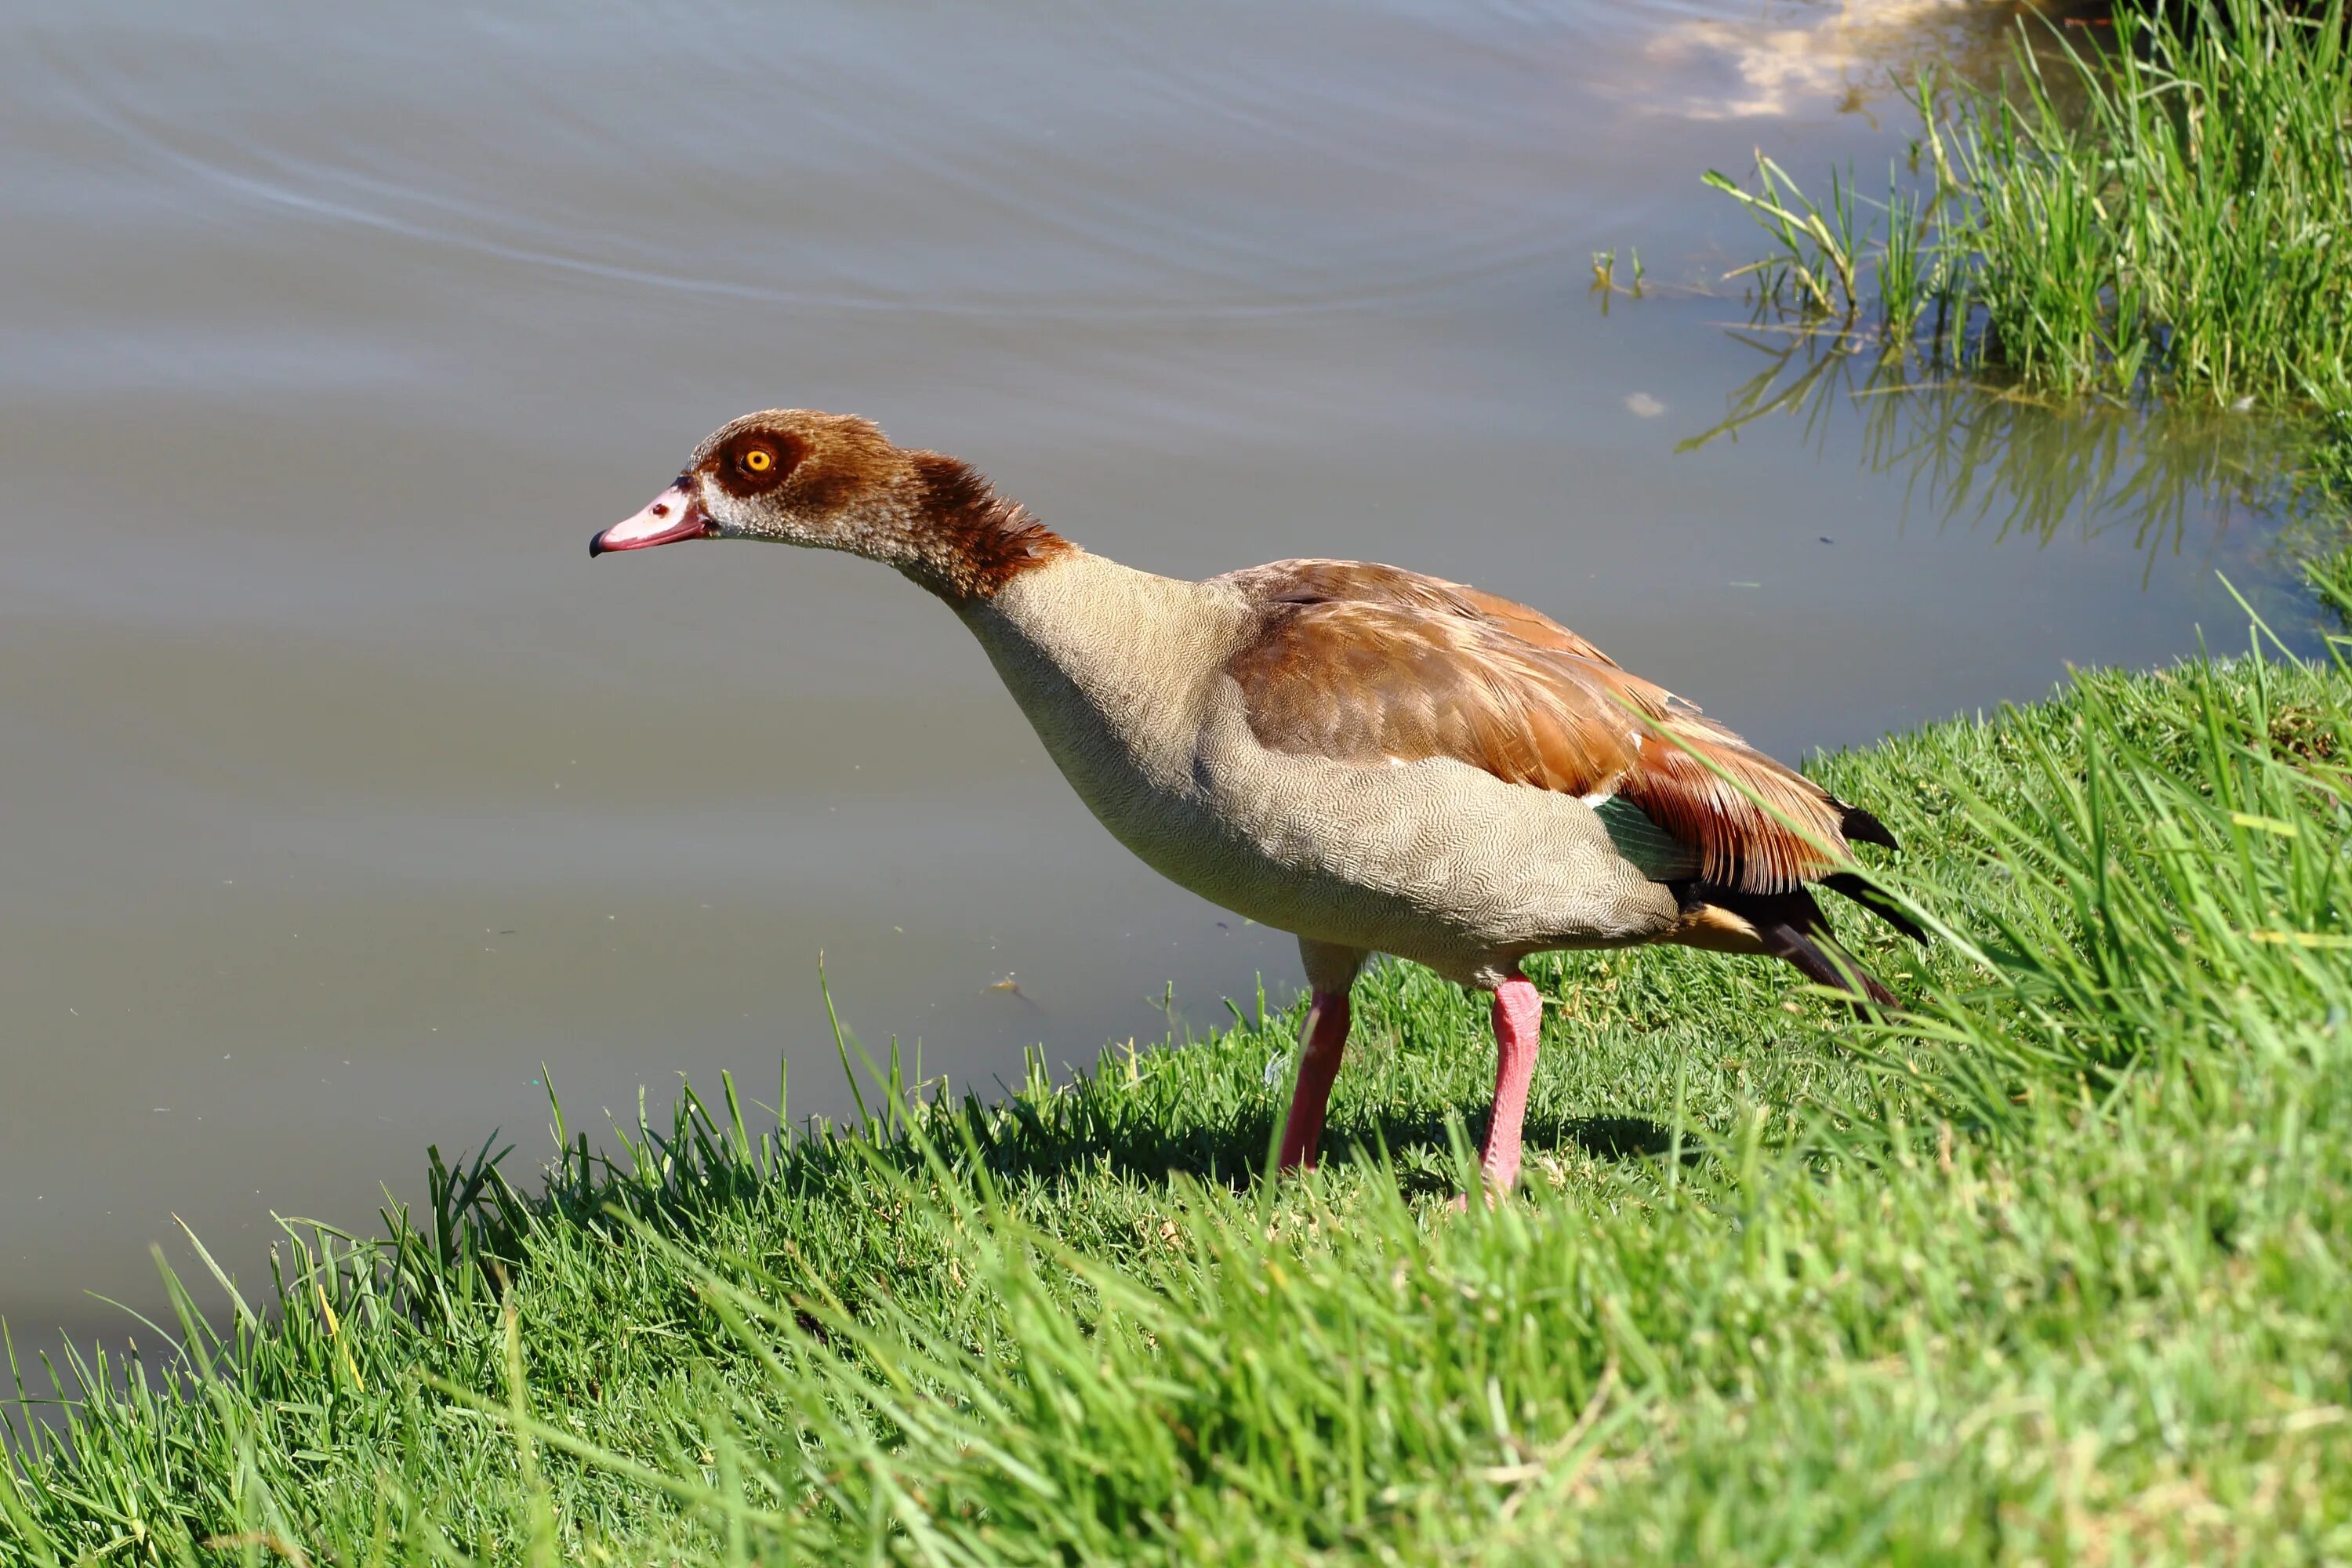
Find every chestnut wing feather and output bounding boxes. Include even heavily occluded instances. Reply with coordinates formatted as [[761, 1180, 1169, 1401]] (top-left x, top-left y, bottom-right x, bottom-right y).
[[1224, 599, 1648, 796], [1219, 561, 1855, 893]]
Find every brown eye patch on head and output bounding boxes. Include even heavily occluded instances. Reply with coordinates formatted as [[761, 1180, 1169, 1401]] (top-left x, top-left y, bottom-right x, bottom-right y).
[[713, 431, 804, 494]]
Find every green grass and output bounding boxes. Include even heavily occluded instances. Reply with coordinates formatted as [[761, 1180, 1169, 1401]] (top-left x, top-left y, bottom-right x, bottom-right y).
[[4, 584, 2350, 1564], [1708, 0, 2352, 416]]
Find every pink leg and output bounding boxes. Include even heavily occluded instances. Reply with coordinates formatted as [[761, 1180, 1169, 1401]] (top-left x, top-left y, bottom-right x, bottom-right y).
[[1277, 990, 1352, 1171], [1479, 977, 1544, 1192]]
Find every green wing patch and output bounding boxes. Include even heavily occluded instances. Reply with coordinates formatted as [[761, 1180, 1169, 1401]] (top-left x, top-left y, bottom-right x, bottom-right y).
[[1592, 793, 1700, 881]]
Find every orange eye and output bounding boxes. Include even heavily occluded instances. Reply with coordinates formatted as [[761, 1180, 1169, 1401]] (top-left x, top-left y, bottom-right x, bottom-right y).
[[742, 447, 775, 474]]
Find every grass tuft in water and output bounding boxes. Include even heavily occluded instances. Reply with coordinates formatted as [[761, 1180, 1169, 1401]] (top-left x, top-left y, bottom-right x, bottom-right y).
[[1711, 0, 2352, 416]]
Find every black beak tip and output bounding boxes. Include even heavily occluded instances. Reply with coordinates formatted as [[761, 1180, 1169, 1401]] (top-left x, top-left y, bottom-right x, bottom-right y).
[[588, 529, 608, 559]]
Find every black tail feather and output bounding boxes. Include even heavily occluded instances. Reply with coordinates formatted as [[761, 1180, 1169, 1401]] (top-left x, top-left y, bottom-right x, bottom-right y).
[[1700, 886, 1898, 1007], [1819, 872, 1928, 946], [1837, 800, 1899, 851], [1763, 920, 1897, 1007]]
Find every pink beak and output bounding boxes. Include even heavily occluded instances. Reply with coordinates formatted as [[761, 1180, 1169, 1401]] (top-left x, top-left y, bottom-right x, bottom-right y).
[[590, 483, 712, 557]]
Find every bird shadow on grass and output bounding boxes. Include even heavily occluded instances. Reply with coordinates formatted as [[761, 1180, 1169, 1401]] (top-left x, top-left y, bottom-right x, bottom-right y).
[[406, 1091, 1709, 1327], [1323, 1111, 1695, 1200], [979, 1103, 1694, 1202]]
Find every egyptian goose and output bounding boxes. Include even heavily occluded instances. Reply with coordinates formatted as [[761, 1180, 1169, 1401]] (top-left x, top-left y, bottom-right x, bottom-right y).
[[592, 411, 1915, 1192]]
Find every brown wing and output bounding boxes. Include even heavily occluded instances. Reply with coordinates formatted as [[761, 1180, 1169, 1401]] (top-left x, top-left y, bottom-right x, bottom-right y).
[[1218, 560, 1860, 893], [1217, 559, 1610, 658]]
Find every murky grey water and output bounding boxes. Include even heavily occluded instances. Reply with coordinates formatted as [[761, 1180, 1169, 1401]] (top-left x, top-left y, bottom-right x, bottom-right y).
[[0, 0, 2320, 1384]]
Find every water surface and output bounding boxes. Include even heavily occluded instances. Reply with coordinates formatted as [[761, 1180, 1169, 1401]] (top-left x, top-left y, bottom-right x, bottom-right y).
[[0, 0, 2318, 1377]]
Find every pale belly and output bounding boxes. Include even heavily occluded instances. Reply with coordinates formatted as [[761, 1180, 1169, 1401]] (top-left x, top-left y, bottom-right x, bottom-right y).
[[988, 642, 1673, 973]]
